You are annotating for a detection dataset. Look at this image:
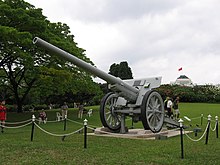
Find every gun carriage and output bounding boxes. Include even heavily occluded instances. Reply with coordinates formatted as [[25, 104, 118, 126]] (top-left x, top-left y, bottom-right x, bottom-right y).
[[33, 37, 178, 133]]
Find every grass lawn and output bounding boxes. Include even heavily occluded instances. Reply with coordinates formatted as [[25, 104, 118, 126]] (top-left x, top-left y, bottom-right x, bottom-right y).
[[0, 103, 220, 165]]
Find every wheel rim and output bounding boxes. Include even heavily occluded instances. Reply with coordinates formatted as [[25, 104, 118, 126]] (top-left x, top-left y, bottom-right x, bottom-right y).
[[142, 91, 164, 132], [100, 93, 121, 130]]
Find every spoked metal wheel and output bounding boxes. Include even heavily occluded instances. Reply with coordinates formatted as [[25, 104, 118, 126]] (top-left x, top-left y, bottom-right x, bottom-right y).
[[100, 92, 121, 131], [141, 90, 165, 133]]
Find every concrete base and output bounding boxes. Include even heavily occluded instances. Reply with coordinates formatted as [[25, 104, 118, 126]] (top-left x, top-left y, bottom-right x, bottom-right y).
[[88, 127, 191, 140]]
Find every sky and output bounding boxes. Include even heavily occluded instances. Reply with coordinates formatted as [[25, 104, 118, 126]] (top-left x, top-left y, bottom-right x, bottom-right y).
[[26, 0, 220, 85]]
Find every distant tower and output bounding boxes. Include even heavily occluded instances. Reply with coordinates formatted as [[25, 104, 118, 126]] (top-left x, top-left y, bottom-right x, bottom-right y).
[[175, 75, 193, 86]]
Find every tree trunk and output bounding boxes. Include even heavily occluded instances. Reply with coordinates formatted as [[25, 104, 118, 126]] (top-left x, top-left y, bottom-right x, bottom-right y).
[[16, 101, 23, 113]]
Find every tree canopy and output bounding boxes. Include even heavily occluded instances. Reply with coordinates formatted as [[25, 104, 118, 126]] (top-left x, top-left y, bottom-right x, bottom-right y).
[[108, 61, 133, 80], [0, 0, 102, 112], [157, 84, 220, 103]]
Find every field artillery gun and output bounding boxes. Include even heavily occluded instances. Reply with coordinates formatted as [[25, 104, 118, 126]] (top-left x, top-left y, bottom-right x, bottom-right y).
[[33, 37, 179, 133]]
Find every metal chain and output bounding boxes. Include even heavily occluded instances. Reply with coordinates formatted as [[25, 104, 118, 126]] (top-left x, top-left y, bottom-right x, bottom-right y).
[[67, 118, 99, 128], [210, 122, 217, 132], [66, 118, 84, 125], [190, 116, 201, 120], [34, 122, 83, 137], [183, 123, 209, 142], [4, 119, 32, 125], [0, 121, 32, 129]]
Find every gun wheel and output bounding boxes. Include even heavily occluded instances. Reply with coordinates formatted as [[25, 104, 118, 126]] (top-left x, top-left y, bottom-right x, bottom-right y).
[[100, 92, 121, 131], [141, 90, 164, 133]]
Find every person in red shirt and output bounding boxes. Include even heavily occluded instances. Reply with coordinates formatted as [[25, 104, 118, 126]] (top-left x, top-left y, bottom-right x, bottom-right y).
[[0, 99, 7, 133], [39, 111, 47, 124]]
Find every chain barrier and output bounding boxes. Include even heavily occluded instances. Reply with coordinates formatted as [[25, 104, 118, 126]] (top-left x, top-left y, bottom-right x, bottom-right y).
[[210, 122, 217, 132], [87, 123, 99, 128], [66, 118, 84, 126], [190, 116, 201, 120], [87, 126, 96, 131], [67, 118, 99, 128], [4, 119, 32, 125], [34, 122, 84, 137], [202, 117, 220, 123], [184, 115, 204, 121], [184, 114, 220, 125], [203, 117, 208, 120], [46, 120, 63, 123], [3, 113, 218, 141], [35, 118, 65, 123], [183, 122, 209, 142], [184, 115, 218, 135], [0, 121, 32, 129]]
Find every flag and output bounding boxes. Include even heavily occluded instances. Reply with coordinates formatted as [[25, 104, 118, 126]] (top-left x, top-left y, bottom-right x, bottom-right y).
[[178, 67, 182, 71]]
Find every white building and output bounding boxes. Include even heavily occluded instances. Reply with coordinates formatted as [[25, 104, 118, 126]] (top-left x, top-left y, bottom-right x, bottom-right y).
[[174, 75, 193, 86]]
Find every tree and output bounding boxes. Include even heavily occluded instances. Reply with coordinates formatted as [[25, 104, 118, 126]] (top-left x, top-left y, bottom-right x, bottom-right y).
[[0, 0, 46, 112], [156, 84, 220, 103], [108, 61, 133, 80], [0, 0, 102, 112]]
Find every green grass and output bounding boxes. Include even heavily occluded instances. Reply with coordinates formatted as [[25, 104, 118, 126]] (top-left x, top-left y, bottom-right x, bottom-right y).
[[0, 103, 220, 165]]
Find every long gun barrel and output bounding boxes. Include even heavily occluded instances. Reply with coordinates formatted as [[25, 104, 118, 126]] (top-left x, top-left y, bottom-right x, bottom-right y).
[[33, 37, 139, 101]]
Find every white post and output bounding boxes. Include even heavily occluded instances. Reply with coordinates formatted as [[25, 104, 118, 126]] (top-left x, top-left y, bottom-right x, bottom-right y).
[[32, 114, 36, 122], [31, 114, 36, 141], [179, 118, 183, 128], [84, 119, 88, 148], [208, 114, 211, 121], [84, 119, 88, 126], [64, 114, 67, 131], [201, 114, 203, 126], [215, 116, 218, 122], [178, 118, 184, 159], [205, 114, 211, 144], [215, 116, 218, 138]]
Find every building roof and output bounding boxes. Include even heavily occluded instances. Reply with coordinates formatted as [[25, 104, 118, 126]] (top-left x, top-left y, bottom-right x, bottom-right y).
[[177, 75, 189, 79], [175, 75, 193, 86]]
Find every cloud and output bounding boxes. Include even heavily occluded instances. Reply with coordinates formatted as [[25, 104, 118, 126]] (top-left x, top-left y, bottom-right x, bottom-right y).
[[39, 0, 184, 23], [26, 0, 220, 84]]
